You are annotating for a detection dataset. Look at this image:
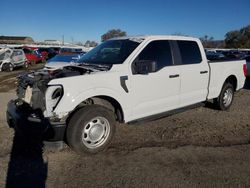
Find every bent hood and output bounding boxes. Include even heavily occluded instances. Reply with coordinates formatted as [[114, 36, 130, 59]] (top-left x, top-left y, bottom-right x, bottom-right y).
[[45, 61, 78, 70]]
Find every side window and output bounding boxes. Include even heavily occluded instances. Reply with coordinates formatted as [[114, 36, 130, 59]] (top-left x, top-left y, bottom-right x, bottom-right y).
[[177, 41, 202, 64], [23, 49, 30, 54], [137, 40, 173, 71]]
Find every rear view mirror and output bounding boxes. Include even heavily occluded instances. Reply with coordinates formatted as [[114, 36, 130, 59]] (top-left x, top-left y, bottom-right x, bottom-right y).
[[133, 60, 157, 74]]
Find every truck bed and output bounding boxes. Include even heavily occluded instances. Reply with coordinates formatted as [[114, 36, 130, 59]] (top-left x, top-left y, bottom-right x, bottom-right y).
[[207, 59, 246, 100]]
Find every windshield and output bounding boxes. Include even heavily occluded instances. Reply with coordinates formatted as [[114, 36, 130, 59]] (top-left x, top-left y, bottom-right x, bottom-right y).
[[0, 50, 11, 60], [77, 39, 141, 65]]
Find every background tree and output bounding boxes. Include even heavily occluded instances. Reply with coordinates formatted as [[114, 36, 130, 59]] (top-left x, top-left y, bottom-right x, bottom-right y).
[[84, 40, 98, 47], [200, 35, 225, 48], [101, 29, 127, 42], [200, 35, 214, 48], [225, 25, 250, 48]]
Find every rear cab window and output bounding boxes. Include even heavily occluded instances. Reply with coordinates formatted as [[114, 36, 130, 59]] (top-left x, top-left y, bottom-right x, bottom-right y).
[[177, 40, 202, 65]]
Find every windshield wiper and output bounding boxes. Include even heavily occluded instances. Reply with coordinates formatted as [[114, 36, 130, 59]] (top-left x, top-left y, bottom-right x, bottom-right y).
[[80, 63, 111, 71]]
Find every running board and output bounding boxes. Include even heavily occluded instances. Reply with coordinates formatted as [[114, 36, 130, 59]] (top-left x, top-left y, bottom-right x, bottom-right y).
[[128, 103, 205, 125]]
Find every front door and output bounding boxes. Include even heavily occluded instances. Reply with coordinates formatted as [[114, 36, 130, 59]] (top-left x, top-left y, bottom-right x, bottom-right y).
[[129, 40, 181, 120]]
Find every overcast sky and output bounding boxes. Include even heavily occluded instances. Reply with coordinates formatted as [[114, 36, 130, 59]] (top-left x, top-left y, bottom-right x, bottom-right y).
[[0, 0, 249, 43]]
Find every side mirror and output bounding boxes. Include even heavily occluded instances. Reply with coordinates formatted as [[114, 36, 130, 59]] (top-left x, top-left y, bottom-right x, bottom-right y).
[[134, 60, 157, 74]]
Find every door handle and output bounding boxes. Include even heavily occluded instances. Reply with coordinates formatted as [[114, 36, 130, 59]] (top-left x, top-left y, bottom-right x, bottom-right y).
[[169, 74, 179, 78], [200, 71, 208, 74]]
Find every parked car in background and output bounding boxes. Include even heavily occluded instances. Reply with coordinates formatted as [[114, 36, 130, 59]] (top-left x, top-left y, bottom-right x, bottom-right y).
[[206, 51, 226, 61], [222, 50, 246, 60], [44, 53, 85, 70], [37, 47, 57, 60], [59, 47, 84, 54], [51, 47, 61, 54], [22, 47, 45, 64], [0, 48, 28, 71]]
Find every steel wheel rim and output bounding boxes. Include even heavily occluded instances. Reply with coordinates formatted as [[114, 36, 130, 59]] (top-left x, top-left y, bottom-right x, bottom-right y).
[[223, 88, 233, 107], [81, 116, 110, 149]]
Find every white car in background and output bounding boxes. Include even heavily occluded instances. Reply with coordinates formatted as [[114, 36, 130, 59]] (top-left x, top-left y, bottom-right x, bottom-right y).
[[0, 48, 28, 71]]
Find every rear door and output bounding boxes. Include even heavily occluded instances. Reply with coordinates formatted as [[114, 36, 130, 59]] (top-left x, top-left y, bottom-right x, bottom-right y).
[[176, 40, 209, 107], [130, 40, 181, 120]]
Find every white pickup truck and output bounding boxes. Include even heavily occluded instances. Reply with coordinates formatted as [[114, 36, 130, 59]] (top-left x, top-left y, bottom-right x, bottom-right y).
[[7, 35, 247, 154]]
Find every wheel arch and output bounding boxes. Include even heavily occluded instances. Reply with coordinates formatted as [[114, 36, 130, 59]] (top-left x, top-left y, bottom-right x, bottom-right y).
[[224, 75, 237, 91], [68, 95, 125, 124]]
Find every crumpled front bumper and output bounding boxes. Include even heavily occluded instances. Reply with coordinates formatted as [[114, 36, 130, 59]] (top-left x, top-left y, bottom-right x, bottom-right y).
[[6, 99, 66, 142]]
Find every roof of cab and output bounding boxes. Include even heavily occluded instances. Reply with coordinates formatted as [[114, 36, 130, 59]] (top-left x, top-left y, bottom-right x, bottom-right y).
[[110, 35, 199, 41]]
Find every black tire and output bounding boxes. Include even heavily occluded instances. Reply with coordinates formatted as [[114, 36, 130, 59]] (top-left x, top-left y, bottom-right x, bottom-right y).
[[66, 105, 116, 155], [2, 63, 13, 72], [214, 82, 234, 110]]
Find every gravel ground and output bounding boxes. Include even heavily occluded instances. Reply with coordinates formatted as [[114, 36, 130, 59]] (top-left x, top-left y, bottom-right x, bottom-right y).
[[0, 77, 250, 188]]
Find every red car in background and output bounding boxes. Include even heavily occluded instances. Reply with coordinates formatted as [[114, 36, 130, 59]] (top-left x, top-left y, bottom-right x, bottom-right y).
[[37, 48, 57, 60], [38, 49, 49, 60], [22, 47, 45, 64]]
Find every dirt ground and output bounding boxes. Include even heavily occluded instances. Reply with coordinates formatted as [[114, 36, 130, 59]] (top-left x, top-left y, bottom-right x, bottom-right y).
[[0, 71, 250, 187], [0, 64, 44, 92]]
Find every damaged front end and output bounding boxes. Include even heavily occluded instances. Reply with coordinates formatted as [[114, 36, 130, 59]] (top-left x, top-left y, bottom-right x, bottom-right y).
[[6, 66, 93, 141], [16, 66, 90, 113]]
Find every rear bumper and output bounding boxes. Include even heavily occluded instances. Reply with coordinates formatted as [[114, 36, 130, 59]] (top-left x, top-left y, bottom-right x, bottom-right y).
[[6, 100, 66, 142]]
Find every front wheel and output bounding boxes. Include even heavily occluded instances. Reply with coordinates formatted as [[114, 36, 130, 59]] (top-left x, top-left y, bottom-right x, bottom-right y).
[[66, 105, 116, 154], [2, 63, 14, 72], [214, 82, 234, 110]]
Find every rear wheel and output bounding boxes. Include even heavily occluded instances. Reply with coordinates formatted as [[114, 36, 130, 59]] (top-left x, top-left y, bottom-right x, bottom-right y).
[[214, 82, 234, 110], [66, 105, 116, 154]]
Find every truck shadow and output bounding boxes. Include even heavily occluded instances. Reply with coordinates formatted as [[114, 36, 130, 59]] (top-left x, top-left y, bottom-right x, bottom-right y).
[[5, 131, 47, 188]]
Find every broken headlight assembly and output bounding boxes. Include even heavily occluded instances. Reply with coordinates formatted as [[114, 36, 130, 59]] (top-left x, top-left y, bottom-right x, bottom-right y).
[[45, 85, 64, 115]]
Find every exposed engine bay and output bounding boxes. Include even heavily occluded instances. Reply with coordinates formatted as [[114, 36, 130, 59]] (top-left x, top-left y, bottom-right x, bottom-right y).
[[16, 65, 102, 113]]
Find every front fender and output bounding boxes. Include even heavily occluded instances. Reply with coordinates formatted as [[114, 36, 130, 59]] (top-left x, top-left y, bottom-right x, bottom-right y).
[[53, 87, 130, 122]]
